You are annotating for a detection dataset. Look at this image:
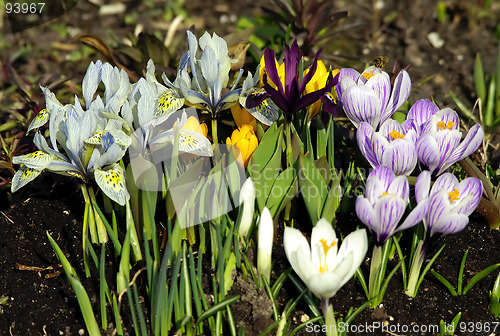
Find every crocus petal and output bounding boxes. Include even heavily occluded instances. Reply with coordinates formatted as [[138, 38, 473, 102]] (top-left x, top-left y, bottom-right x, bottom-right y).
[[382, 70, 411, 122], [356, 123, 378, 167], [430, 213, 469, 237], [395, 199, 429, 233], [381, 139, 417, 176], [284, 226, 316, 283], [407, 99, 440, 134], [365, 72, 391, 120], [341, 85, 382, 128], [425, 191, 451, 231], [311, 219, 337, 268], [355, 197, 378, 232], [443, 124, 484, 173], [416, 134, 441, 173], [431, 173, 458, 195], [374, 195, 406, 243], [306, 265, 347, 299], [388, 175, 410, 201], [336, 68, 360, 96], [415, 170, 431, 203], [334, 228, 368, 287]]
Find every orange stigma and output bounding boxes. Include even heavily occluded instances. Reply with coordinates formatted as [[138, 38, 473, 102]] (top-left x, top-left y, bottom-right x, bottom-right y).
[[389, 130, 405, 140], [437, 121, 454, 130], [319, 238, 337, 273], [448, 188, 460, 202]]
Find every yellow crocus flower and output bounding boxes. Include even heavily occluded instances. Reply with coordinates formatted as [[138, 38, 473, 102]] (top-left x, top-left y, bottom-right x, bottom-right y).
[[226, 125, 259, 167], [303, 61, 339, 118]]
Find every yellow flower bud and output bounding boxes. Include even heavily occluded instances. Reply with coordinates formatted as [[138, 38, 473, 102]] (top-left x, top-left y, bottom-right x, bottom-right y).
[[226, 125, 259, 167]]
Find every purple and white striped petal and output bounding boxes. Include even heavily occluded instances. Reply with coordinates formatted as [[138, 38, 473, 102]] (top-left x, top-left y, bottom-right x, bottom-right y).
[[357, 122, 379, 167], [415, 170, 431, 203], [381, 139, 417, 176], [430, 213, 469, 237], [374, 195, 406, 243], [416, 134, 441, 173], [421, 108, 459, 134], [454, 178, 482, 215], [336, 72, 358, 98], [434, 130, 462, 173], [341, 85, 382, 128], [431, 173, 458, 195], [387, 175, 410, 201], [407, 99, 440, 135], [355, 197, 378, 230], [443, 124, 484, 173], [395, 199, 429, 233], [365, 72, 391, 118], [425, 191, 451, 231], [382, 70, 411, 123]]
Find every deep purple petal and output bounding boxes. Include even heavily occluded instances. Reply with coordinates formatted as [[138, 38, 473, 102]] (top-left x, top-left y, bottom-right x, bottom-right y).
[[264, 48, 284, 96]]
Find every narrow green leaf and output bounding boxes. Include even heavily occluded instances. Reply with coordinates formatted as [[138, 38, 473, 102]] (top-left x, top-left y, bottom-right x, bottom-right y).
[[431, 269, 458, 296], [195, 295, 241, 326], [46, 232, 101, 335], [457, 250, 468, 295], [473, 53, 486, 107], [464, 263, 500, 295]]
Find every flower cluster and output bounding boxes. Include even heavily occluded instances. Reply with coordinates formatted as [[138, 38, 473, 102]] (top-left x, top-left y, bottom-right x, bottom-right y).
[[337, 67, 484, 177]]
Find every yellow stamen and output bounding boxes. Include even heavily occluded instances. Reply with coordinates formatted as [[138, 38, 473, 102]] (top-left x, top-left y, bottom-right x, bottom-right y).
[[382, 192, 395, 197], [437, 121, 454, 130], [319, 238, 337, 273], [448, 188, 460, 202], [362, 71, 375, 80], [389, 130, 405, 140]]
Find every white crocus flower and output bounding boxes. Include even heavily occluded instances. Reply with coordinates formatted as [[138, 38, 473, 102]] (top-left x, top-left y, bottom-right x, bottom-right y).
[[257, 207, 274, 283], [238, 177, 256, 238], [284, 220, 368, 299]]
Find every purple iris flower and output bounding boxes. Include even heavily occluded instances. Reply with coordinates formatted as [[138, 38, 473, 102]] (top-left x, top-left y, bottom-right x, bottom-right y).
[[415, 170, 482, 238], [336, 66, 411, 130], [414, 108, 483, 176], [355, 165, 427, 245], [356, 118, 418, 176], [246, 40, 337, 122]]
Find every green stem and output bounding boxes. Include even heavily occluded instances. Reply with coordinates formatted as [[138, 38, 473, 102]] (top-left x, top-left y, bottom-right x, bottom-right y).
[[405, 239, 426, 297], [285, 121, 293, 167], [322, 298, 338, 336], [211, 118, 218, 145], [368, 244, 383, 306]]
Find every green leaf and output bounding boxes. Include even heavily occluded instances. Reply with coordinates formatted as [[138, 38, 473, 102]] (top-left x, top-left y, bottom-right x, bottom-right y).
[[266, 166, 298, 218], [297, 154, 328, 223], [431, 269, 458, 296], [474, 53, 486, 107], [464, 263, 500, 295], [46, 232, 101, 335], [248, 124, 283, 211]]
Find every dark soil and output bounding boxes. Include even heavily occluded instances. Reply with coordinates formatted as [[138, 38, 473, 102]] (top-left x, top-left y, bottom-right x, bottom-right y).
[[1, 0, 500, 335]]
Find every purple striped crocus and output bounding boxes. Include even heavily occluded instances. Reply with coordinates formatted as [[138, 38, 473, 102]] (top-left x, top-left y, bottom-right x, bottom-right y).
[[406, 99, 440, 137], [355, 165, 427, 245], [415, 170, 482, 237], [336, 66, 411, 130], [415, 108, 483, 176], [356, 118, 418, 176]]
